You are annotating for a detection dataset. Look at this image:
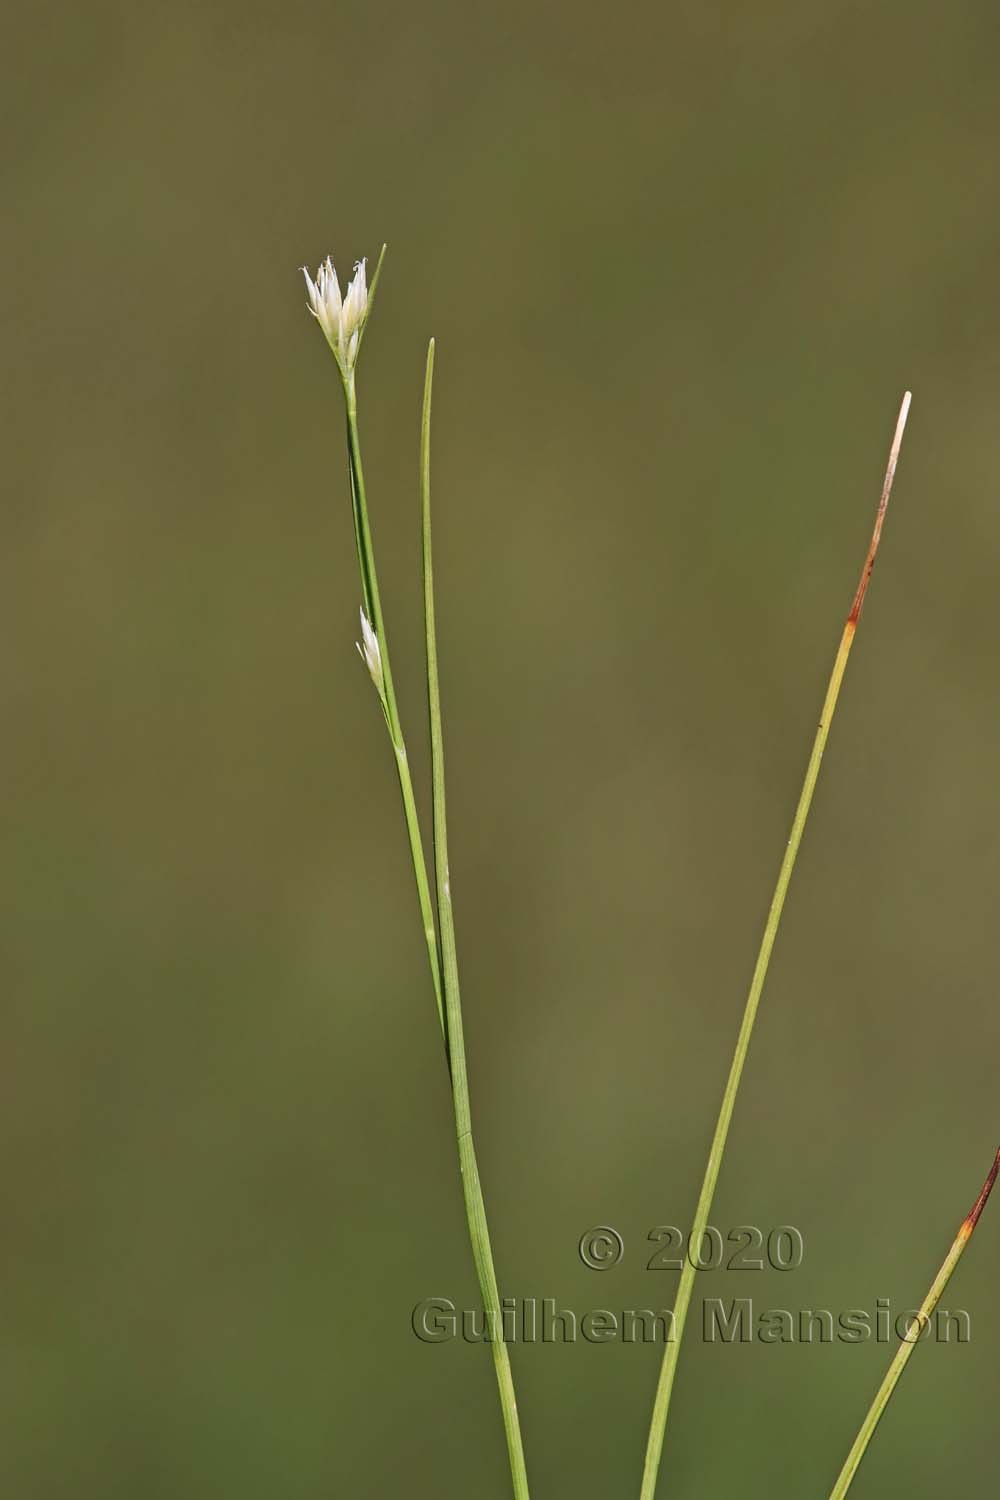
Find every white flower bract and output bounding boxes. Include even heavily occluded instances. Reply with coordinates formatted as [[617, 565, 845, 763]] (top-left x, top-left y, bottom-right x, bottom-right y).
[[303, 256, 368, 372], [356, 607, 384, 697]]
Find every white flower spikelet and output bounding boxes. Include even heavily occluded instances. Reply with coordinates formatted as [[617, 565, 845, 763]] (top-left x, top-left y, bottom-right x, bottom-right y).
[[357, 608, 385, 698], [303, 257, 368, 372]]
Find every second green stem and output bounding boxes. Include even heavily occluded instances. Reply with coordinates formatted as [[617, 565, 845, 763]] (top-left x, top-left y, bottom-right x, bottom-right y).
[[639, 393, 911, 1500]]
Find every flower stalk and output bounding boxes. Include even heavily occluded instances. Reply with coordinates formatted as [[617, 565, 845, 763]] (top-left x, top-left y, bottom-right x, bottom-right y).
[[340, 350, 446, 1038], [304, 254, 530, 1497]]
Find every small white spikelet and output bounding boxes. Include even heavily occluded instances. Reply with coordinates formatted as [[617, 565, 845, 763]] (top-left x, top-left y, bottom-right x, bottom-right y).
[[303, 256, 368, 372], [356, 607, 384, 697]]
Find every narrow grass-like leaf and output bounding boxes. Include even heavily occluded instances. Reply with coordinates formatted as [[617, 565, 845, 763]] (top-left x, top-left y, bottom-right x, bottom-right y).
[[421, 339, 531, 1499], [638, 393, 912, 1500], [342, 369, 445, 1036], [827, 1144, 1000, 1499], [365, 243, 388, 325]]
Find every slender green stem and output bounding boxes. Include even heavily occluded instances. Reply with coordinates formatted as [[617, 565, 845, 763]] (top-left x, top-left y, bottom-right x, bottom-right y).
[[316, 259, 524, 1488], [827, 1145, 1000, 1500], [343, 373, 446, 1042], [639, 393, 912, 1500], [421, 340, 531, 1498]]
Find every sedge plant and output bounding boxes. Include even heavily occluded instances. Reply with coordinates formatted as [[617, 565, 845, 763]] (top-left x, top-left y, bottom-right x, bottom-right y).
[[301, 249, 997, 1500], [302, 250, 530, 1498]]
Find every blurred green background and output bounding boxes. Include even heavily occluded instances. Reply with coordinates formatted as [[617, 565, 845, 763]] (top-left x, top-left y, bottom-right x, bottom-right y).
[[4, 1, 1000, 1495]]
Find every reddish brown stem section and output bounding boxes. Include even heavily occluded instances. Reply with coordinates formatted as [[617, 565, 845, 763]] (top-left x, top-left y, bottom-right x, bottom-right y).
[[847, 392, 912, 626], [963, 1145, 1000, 1236]]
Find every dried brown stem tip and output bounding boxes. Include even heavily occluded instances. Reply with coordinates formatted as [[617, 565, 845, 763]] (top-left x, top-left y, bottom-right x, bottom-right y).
[[963, 1145, 1000, 1237], [847, 391, 912, 627]]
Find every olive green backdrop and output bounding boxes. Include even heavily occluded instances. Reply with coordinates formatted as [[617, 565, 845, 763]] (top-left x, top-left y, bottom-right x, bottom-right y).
[[4, 1, 1000, 1495]]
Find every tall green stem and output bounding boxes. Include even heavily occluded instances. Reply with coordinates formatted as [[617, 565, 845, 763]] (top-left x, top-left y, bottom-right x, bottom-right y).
[[334, 347, 529, 1496], [827, 1145, 1000, 1500], [420, 341, 531, 1498], [638, 393, 912, 1500]]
